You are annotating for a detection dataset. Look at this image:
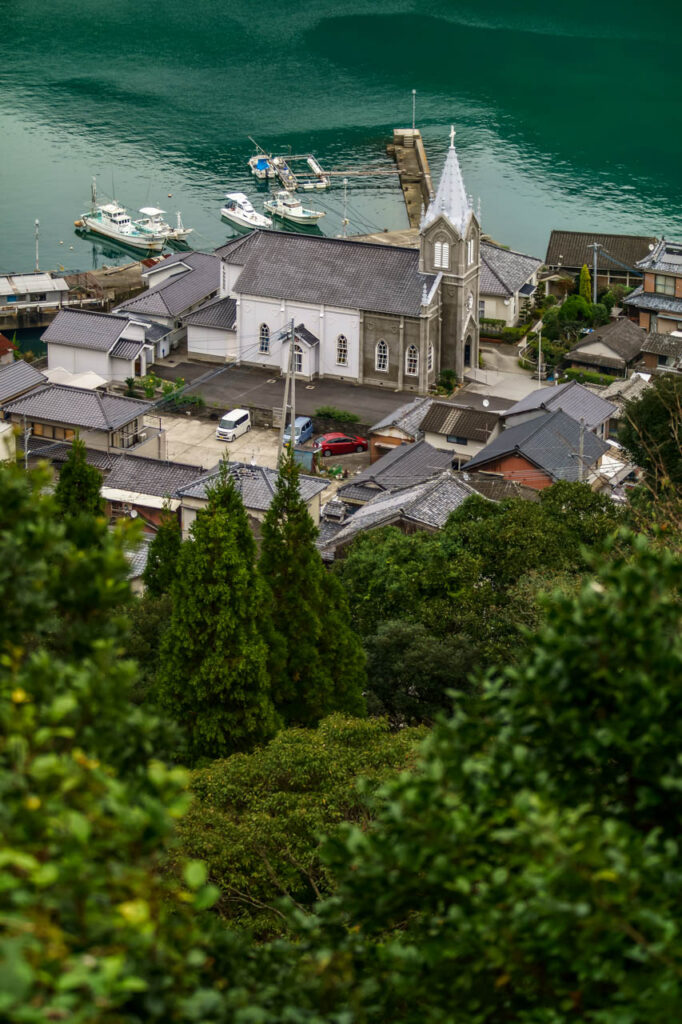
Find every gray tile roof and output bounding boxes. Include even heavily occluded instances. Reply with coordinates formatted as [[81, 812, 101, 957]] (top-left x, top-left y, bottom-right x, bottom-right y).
[[294, 324, 319, 348], [501, 381, 616, 430], [464, 409, 609, 482], [24, 436, 118, 470], [601, 374, 651, 412], [127, 538, 151, 579], [545, 231, 656, 272], [104, 455, 208, 497], [183, 295, 237, 331], [623, 286, 682, 317], [4, 384, 152, 431], [419, 401, 500, 441], [635, 239, 682, 274], [0, 360, 46, 403], [178, 461, 327, 511], [42, 308, 130, 352], [370, 396, 433, 437], [321, 471, 479, 554], [144, 322, 171, 344], [110, 338, 146, 361], [219, 229, 437, 318], [115, 251, 221, 318], [641, 331, 682, 358], [338, 440, 452, 500], [566, 318, 646, 367], [457, 471, 540, 503], [480, 243, 541, 298]]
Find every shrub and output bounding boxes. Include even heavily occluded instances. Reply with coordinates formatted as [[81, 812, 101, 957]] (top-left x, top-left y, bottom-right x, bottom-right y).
[[562, 367, 617, 387], [436, 369, 457, 393], [314, 405, 360, 424]]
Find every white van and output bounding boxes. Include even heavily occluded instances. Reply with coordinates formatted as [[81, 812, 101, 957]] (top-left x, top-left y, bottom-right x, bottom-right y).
[[216, 408, 251, 442]]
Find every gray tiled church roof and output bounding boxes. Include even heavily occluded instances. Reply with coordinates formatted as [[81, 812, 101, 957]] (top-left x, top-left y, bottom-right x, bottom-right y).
[[217, 230, 437, 318], [465, 409, 609, 482], [0, 360, 46, 403], [4, 384, 152, 430], [42, 308, 131, 352], [183, 296, 238, 330]]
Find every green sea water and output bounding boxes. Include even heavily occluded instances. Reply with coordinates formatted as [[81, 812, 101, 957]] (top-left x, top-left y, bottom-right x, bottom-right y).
[[1, 0, 680, 274]]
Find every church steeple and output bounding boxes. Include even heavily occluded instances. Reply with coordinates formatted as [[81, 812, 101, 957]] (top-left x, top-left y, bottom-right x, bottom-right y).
[[421, 126, 473, 237]]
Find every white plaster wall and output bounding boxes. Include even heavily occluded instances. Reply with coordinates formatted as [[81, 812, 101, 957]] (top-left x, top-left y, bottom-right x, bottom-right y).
[[221, 261, 245, 296], [144, 263, 190, 289], [576, 339, 620, 358], [122, 320, 147, 342], [480, 294, 514, 326], [238, 296, 291, 369], [47, 342, 111, 378], [424, 429, 484, 460], [110, 357, 136, 383], [319, 306, 360, 379], [187, 325, 238, 361]]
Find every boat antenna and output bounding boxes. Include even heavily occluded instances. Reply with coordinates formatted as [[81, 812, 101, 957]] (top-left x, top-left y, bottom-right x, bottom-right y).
[[342, 178, 349, 237], [248, 135, 267, 155], [91, 176, 97, 212], [111, 170, 116, 200]]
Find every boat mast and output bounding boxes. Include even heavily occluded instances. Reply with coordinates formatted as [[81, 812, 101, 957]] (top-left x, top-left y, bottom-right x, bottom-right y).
[[91, 177, 97, 212]]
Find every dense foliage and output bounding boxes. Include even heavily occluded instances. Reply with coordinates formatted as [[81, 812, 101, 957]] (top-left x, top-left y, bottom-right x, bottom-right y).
[[619, 374, 682, 491], [143, 500, 182, 596], [53, 436, 104, 519]]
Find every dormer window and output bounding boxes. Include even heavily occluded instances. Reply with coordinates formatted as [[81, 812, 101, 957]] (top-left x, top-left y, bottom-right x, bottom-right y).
[[433, 241, 450, 269]]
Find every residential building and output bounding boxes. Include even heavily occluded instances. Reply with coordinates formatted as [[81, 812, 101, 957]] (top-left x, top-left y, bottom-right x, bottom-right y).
[[463, 409, 609, 489], [419, 402, 501, 465], [624, 240, 682, 334], [101, 455, 209, 531], [368, 396, 432, 462], [336, 439, 452, 508], [4, 384, 160, 456], [601, 374, 651, 436], [479, 243, 542, 326], [565, 319, 646, 377], [177, 462, 328, 539], [0, 360, 46, 410], [42, 308, 155, 383], [640, 331, 682, 373], [0, 272, 69, 313], [114, 251, 222, 333], [544, 231, 655, 291], [173, 129, 481, 393], [500, 381, 617, 438]]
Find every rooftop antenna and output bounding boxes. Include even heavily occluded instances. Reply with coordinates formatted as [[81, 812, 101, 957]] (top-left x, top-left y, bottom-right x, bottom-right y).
[[34, 219, 40, 272]]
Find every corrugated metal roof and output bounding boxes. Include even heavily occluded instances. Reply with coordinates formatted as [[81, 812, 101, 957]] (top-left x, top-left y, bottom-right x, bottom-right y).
[[220, 229, 437, 318], [4, 384, 152, 431], [0, 360, 46, 403]]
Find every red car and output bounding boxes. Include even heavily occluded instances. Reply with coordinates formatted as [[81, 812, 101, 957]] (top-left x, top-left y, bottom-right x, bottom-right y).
[[313, 432, 368, 457]]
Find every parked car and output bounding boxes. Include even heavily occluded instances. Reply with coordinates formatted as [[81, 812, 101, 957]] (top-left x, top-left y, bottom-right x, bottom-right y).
[[282, 415, 314, 447], [313, 432, 368, 457], [216, 408, 251, 442]]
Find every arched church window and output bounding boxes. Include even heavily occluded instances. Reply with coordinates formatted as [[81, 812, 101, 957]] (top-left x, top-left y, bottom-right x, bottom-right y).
[[433, 241, 450, 270], [336, 334, 348, 366], [406, 345, 419, 376], [375, 339, 388, 372], [294, 344, 303, 374], [427, 344, 434, 372], [467, 239, 475, 266], [259, 323, 270, 354]]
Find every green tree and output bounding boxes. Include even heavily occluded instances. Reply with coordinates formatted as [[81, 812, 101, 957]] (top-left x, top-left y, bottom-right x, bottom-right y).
[[156, 465, 278, 762], [54, 436, 104, 519], [559, 293, 592, 324], [619, 374, 682, 491], [579, 261, 592, 302], [178, 714, 425, 938], [143, 500, 182, 597], [259, 454, 365, 725]]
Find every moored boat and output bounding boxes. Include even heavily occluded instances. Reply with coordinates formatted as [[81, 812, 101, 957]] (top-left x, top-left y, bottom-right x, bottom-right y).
[[76, 179, 165, 252], [135, 207, 193, 243], [263, 190, 325, 225], [248, 154, 276, 180], [221, 192, 273, 230]]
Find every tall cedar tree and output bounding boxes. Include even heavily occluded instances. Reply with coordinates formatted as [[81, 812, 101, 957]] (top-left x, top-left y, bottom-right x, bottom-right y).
[[156, 464, 278, 761], [258, 453, 365, 725], [579, 261, 592, 303], [143, 499, 182, 596], [54, 436, 104, 518]]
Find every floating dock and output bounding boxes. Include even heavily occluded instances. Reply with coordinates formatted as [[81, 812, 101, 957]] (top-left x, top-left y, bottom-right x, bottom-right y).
[[387, 128, 435, 229]]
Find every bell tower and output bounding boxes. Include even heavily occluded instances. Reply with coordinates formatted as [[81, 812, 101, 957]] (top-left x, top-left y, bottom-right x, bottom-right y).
[[420, 126, 480, 381]]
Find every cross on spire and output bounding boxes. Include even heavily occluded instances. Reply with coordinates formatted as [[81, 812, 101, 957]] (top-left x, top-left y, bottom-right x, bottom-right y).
[[449, 125, 456, 148]]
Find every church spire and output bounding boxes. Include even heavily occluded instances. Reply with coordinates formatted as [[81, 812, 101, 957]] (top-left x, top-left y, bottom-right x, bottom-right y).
[[421, 125, 472, 236]]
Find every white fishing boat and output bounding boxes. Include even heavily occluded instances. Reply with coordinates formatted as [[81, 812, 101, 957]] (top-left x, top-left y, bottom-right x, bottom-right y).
[[263, 190, 326, 225], [135, 207, 193, 243], [75, 179, 165, 252], [221, 192, 273, 231], [248, 154, 276, 180]]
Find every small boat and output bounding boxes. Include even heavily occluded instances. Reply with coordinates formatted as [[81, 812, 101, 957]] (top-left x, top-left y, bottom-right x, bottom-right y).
[[76, 179, 165, 252], [248, 154, 276, 180], [272, 156, 297, 191], [263, 190, 325, 225], [221, 192, 273, 231], [135, 207, 193, 243]]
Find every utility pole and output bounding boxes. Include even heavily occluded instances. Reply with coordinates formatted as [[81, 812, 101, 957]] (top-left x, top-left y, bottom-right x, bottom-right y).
[[23, 415, 31, 471], [537, 329, 542, 385], [578, 417, 585, 482], [276, 318, 296, 465], [34, 219, 40, 273], [412, 89, 416, 131], [588, 242, 601, 304]]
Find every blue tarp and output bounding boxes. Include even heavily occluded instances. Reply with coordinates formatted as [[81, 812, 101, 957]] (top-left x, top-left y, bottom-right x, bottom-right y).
[[256, 158, 269, 169]]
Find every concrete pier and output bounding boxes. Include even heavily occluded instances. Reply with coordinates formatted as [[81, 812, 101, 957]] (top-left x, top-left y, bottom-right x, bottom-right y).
[[387, 129, 435, 229]]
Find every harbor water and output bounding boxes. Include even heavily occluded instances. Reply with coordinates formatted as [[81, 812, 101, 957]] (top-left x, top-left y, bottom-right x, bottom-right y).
[[1, 0, 680, 275]]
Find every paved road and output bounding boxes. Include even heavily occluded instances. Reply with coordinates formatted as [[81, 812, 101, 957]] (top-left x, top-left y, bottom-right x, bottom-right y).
[[153, 361, 415, 425], [465, 343, 550, 403]]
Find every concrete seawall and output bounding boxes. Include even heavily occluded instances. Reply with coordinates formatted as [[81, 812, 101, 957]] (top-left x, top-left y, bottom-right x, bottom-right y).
[[387, 128, 435, 229]]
